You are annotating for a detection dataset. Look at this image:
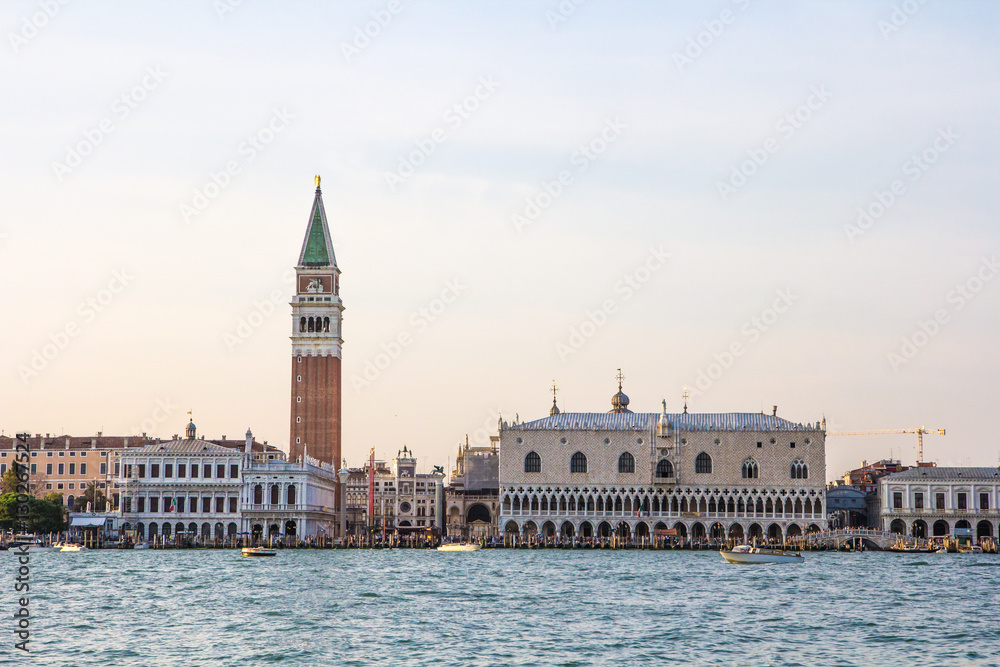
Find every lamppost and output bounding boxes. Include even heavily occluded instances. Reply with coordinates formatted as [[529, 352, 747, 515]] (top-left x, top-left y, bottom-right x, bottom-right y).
[[338, 468, 350, 543]]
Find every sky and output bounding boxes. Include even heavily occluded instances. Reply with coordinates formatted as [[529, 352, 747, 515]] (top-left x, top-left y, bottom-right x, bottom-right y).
[[2, 1, 998, 481]]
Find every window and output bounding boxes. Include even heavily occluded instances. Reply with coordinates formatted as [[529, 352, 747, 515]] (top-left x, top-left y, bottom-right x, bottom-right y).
[[177, 498, 185, 513], [114, 461, 120, 476], [618, 452, 635, 474], [757, 441, 763, 448], [270, 485, 279, 505], [57, 483, 64, 490], [893, 492, 903, 509], [936, 493, 945, 510], [150, 464, 159, 478], [68, 483, 75, 489], [69, 463, 75, 475], [202, 497, 211, 513], [217, 464, 225, 478], [741, 458, 758, 479], [80, 463, 87, 475], [957, 493, 967, 510], [190, 465, 198, 478], [570, 452, 587, 474], [30, 464, 36, 474], [524, 452, 541, 473], [790, 459, 808, 479], [695, 452, 712, 474], [230, 464, 238, 478], [70, 452, 75, 457], [150, 497, 159, 512], [655, 459, 674, 478], [47, 452, 53, 457], [100, 462, 107, 475], [137, 498, 146, 513], [58, 463, 65, 475], [253, 485, 263, 504], [915, 493, 923, 509], [287, 486, 296, 505], [1, 464, 9, 474], [165, 464, 172, 478], [138, 464, 145, 478], [981, 493, 990, 510], [46, 463, 53, 475], [216, 497, 225, 513], [203, 464, 212, 478], [46, 483, 52, 490], [178, 464, 186, 478], [229, 497, 238, 513]]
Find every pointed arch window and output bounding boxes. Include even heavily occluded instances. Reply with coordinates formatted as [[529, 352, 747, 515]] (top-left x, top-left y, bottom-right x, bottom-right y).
[[570, 451, 588, 474], [655, 459, 674, 478], [790, 459, 808, 479], [742, 458, 759, 479], [695, 452, 713, 474], [524, 451, 541, 473], [617, 452, 635, 474]]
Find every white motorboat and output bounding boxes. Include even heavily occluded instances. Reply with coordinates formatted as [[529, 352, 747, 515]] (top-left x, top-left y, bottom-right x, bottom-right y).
[[241, 547, 276, 557], [133, 543, 151, 550], [437, 543, 481, 552], [720, 544, 804, 564], [58, 544, 88, 552]]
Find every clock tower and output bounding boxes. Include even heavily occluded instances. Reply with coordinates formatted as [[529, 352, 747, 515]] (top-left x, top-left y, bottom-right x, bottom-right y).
[[289, 177, 343, 467]]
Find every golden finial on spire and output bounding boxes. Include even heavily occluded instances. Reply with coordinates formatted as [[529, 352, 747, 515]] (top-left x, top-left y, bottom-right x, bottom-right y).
[[315, 174, 321, 188]]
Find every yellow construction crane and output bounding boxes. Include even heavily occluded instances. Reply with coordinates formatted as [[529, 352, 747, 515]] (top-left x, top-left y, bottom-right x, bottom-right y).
[[827, 427, 945, 464]]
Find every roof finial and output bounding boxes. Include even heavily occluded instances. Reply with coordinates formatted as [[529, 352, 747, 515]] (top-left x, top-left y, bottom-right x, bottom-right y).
[[550, 380, 560, 416], [682, 387, 690, 414], [616, 368, 625, 392], [315, 174, 321, 189]]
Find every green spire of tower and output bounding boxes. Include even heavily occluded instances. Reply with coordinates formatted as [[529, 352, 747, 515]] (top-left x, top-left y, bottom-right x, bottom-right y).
[[298, 177, 337, 267]]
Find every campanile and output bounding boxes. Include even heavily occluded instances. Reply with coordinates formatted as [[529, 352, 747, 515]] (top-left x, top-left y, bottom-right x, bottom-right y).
[[289, 176, 343, 466]]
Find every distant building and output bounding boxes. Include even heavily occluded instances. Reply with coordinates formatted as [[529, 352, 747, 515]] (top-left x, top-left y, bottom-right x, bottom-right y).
[[0, 430, 279, 510], [369, 446, 444, 535], [445, 436, 500, 539], [841, 459, 913, 526], [881, 466, 1000, 542], [825, 484, 869, 528], [499, 378, 828, 543], [118, 421, 248, 542]]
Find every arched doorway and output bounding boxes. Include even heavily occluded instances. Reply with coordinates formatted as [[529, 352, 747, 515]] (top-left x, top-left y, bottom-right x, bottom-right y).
[[268, 523, 280, 537], [710, 523, 725, 540], [806, 524, 820, 533], [542, 521, 556, 538], [252, 524, 263, 541], [597, 521, 612, 538], [162, 523, 171, 537], [955, 519, 971, 531], [504, 520, 519, 535], [201, 522, 211, 539], [580, 521, 593, 538], [635, 522, 649, 539], [285, 520, 297, 538], [616, 522, 631, 539], [215, 522, 225, 539], [747, 523, 763, 541], [786, 523, 802, 539], [148, 523, 158, 539], [672, 522, 688, 539], [560, 521, 575, 538], [933, 520, 949, 536], [187, 522, 196, 535], [468, 504, 491, 524], [977, 520, 994, 541], [227, 523, 238, 536], [890, 519, 906, 535], [729, 524, 745, 541], [767, 523, 782, 543], [691, 522, 706, 541], [911, 520, 927, 538], [522, 521, 538, 537]]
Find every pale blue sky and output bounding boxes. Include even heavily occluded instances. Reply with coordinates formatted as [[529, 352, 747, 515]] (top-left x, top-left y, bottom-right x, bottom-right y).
[[2, 1, 998, 479]]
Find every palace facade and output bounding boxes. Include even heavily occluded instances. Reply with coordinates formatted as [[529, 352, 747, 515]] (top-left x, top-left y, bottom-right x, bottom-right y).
[[499, 383, 828, 543], [881, 466, 1000, 542]]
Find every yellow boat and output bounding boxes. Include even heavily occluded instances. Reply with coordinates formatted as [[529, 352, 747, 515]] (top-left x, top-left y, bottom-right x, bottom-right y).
[[241, 547, 276, 557], [436, 543, 481, 552]]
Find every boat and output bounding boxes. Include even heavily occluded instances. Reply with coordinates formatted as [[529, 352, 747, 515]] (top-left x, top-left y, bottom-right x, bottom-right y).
[[437, 543, 482, 552], [58, 544, 88, 552], [720, 544, 804, 564], [241, 547, 276, 557], [133, 543, 151, 550]]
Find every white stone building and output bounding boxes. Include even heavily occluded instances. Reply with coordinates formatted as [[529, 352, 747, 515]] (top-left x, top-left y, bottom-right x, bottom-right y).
[[369, 446, 445, 534], [118, 422, 246, 542], [881, 466, 1000, 542], [499, 385, 827, 543]]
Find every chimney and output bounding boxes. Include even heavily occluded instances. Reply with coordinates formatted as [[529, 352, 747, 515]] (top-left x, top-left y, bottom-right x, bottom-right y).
[[245, 428, 253, 454], [772, 405, 777, 417]]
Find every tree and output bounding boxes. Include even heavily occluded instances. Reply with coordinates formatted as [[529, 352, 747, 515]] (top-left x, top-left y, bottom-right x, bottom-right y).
[[0, 492, 65, 533], [73, 481, 107, 512], [0, 469, 18, 494]]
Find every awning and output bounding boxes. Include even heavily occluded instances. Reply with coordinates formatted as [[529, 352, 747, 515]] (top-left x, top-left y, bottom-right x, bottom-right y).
[[70, 518, 108, 527]]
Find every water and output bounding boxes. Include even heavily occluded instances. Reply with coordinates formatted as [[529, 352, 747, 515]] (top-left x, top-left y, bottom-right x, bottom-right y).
[[15, 549, 1000, 666]]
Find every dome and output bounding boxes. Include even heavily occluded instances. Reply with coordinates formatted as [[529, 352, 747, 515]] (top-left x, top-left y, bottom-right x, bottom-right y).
[[610, 390, 631, 414]]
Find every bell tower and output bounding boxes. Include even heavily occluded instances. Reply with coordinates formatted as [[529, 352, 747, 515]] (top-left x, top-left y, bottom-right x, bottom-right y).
[[289, 176, 343, 466]]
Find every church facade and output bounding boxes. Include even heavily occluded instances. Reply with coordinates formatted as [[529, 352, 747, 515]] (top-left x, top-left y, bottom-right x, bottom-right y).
[[498, 382, 828, 543]]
